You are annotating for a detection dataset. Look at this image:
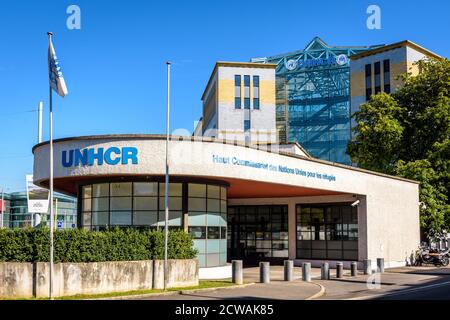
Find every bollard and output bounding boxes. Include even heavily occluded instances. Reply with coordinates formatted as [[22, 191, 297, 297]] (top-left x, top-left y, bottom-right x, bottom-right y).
[[363, 259, 372, 275], [336, 262, 343, 278], [232, 260, 243, 285], [351, 262, 358, 277], [259, 262, 270, 283], [377, 258, 385, 273], [302, 262, 311, 282], [321, 262, 330, 280], [284, 260, 293, 281]]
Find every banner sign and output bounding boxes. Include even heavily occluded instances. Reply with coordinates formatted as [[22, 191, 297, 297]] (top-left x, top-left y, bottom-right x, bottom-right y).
[[26, 175, 50, 213]]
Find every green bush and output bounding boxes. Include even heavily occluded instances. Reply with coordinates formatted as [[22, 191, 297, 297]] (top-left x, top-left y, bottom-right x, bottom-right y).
[[0, 228, 197, 263]]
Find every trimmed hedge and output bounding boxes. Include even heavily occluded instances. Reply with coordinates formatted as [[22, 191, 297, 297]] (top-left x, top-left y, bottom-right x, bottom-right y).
[[0, 228, 197, 263]]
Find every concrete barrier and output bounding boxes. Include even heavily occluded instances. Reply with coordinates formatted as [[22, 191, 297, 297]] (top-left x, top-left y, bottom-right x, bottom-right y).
[[153, 259, 199, 289], [0, 259, 198, 298], [259, 262, 270, 283], [0, 262, 34, 298], [231, 260, 243, 284]]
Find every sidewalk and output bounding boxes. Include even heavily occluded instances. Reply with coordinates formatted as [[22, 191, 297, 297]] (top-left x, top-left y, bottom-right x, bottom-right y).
[[128, 266, 323, 300], [315, 266, 450, 300]]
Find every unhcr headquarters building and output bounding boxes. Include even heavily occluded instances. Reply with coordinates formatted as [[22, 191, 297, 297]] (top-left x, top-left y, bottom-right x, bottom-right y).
[[32, 37, 442, 270]]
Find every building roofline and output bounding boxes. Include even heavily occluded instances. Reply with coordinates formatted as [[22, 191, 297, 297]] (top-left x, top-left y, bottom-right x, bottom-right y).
[[32, 134, 419, 185], [201, 61, 277, 100], [350, 40, 442, 60]]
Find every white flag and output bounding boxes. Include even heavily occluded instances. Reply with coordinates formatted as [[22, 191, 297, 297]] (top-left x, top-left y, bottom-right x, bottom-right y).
[[48, 38, 68, 97]]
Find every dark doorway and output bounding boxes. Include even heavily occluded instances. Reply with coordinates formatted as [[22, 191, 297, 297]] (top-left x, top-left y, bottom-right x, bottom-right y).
[[227, 205, 288, 266]]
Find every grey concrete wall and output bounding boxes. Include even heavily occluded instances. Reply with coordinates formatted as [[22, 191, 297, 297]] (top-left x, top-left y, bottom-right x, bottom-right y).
[[35, 260, 153, 298], [0, 262, 34, 298], [153, 259, 199, 289], [0, 259, 198, 298]]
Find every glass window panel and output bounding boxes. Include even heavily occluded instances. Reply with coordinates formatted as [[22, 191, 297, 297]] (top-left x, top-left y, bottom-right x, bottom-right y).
[[207, 226, 220, 239], [343, 250, 358, 260], [93, 183, 109, 197], [193, 239, 206, 254], [207, 239, 220, 253], [311, 240, 326, 250], [311, 250, 327, 259], [83, 211, 91, 226], [110, 197, 132, 211], [133, 211, 157, 226], [220, 200, 227, 213], [311, 207, 324, 223], [297, 240, 311, 249], [196, 254, 206, 268], [299, 231, 311, 240], [188, 212, 206, 226], [92, 211, 109, 225], [207, 253, 220, 267], [82, 198, 91, 212], [133, 182, 158, 196], [272, 249, 288, 258], [220, 187, 227, 200], [343, 241, 358, 250], [189, 184, 206, 198], [207, 199, 220, 212], [188, 197, 206, 211], [110, 211, 132, 225], [219, 253, 226, 265], [220, 227, 227, 239], [159, 183, 182, 197], [207, 185, 220, 199], [159, 197, 182, 211], [92, 197, 109, 211], [189, 226, 206, 239], [134, 197, 158, 211], [342, 206, 351, 223], [169, 211, 182, 226], [207, 212, 220, 226], [82, 185, 92, 199], [110, 182, 132, 197], [297, 249, 311, 259], [327, 250, 343, 260]]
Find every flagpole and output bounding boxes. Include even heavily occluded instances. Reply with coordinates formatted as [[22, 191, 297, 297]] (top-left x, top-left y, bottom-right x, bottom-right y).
[[1, 188, 4, 228], [47, 31, 55, 300], [164, 61, 171, 291]]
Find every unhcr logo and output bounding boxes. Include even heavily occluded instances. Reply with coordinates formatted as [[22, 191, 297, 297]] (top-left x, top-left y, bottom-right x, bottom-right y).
[[62, 147, 138, 167]]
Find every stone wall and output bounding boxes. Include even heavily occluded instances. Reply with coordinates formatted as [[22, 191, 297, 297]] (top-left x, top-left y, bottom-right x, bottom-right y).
[[0, 259, 198, 298]]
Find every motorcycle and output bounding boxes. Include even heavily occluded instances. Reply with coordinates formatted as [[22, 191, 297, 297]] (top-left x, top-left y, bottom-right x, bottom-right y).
[[415, 246, 449, 267]]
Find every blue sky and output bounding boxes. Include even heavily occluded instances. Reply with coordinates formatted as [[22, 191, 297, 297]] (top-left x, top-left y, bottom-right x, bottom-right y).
[[0, 0, 449, 191]]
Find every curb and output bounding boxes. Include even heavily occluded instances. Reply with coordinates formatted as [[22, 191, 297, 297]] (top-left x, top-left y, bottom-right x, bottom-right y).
[[180, 283, 255, 295], [305, 282, 326, 300], [88, 283, 256, 300]]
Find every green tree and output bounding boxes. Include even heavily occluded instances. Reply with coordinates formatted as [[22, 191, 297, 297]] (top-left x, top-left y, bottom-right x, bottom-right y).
[[348, 58, 450, 236]]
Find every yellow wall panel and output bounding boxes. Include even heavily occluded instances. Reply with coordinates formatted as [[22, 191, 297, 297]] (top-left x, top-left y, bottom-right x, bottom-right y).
[[218, 79, 235, 103], [350, 71, 365, 97], [260, 80, 275, 104], [390, 62, 407, 91]]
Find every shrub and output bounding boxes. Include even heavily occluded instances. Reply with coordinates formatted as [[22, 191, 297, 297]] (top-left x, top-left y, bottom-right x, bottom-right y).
[[0, 228, 197, 263]]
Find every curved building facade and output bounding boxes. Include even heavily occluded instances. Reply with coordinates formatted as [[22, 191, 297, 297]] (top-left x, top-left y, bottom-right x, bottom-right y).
[[33, 134, 420, 268]]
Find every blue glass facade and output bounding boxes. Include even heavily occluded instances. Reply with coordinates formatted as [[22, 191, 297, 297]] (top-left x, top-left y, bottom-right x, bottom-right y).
[[254, 37, 382, 165]]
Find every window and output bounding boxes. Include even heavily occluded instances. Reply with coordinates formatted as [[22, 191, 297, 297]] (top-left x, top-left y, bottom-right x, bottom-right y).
[[383, 59, 391, 94], [365, 64, 372, 101], [244, 75, 250, 109], [227, 205, 288, 261], [234, 75, 241, 109], [187, 183, 228, 267], [253, 76, 260, 109], [296, 204, 358, 260], [374, 61, 381, 94], [244, 119, 250, 132]]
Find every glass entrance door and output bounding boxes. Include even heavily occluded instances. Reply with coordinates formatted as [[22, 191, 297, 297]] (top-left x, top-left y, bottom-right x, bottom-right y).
[[227, 205, 288, 265]]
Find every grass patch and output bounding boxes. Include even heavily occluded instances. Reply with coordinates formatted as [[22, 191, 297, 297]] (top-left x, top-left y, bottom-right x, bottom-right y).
[[57, 280, 235, 300]]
